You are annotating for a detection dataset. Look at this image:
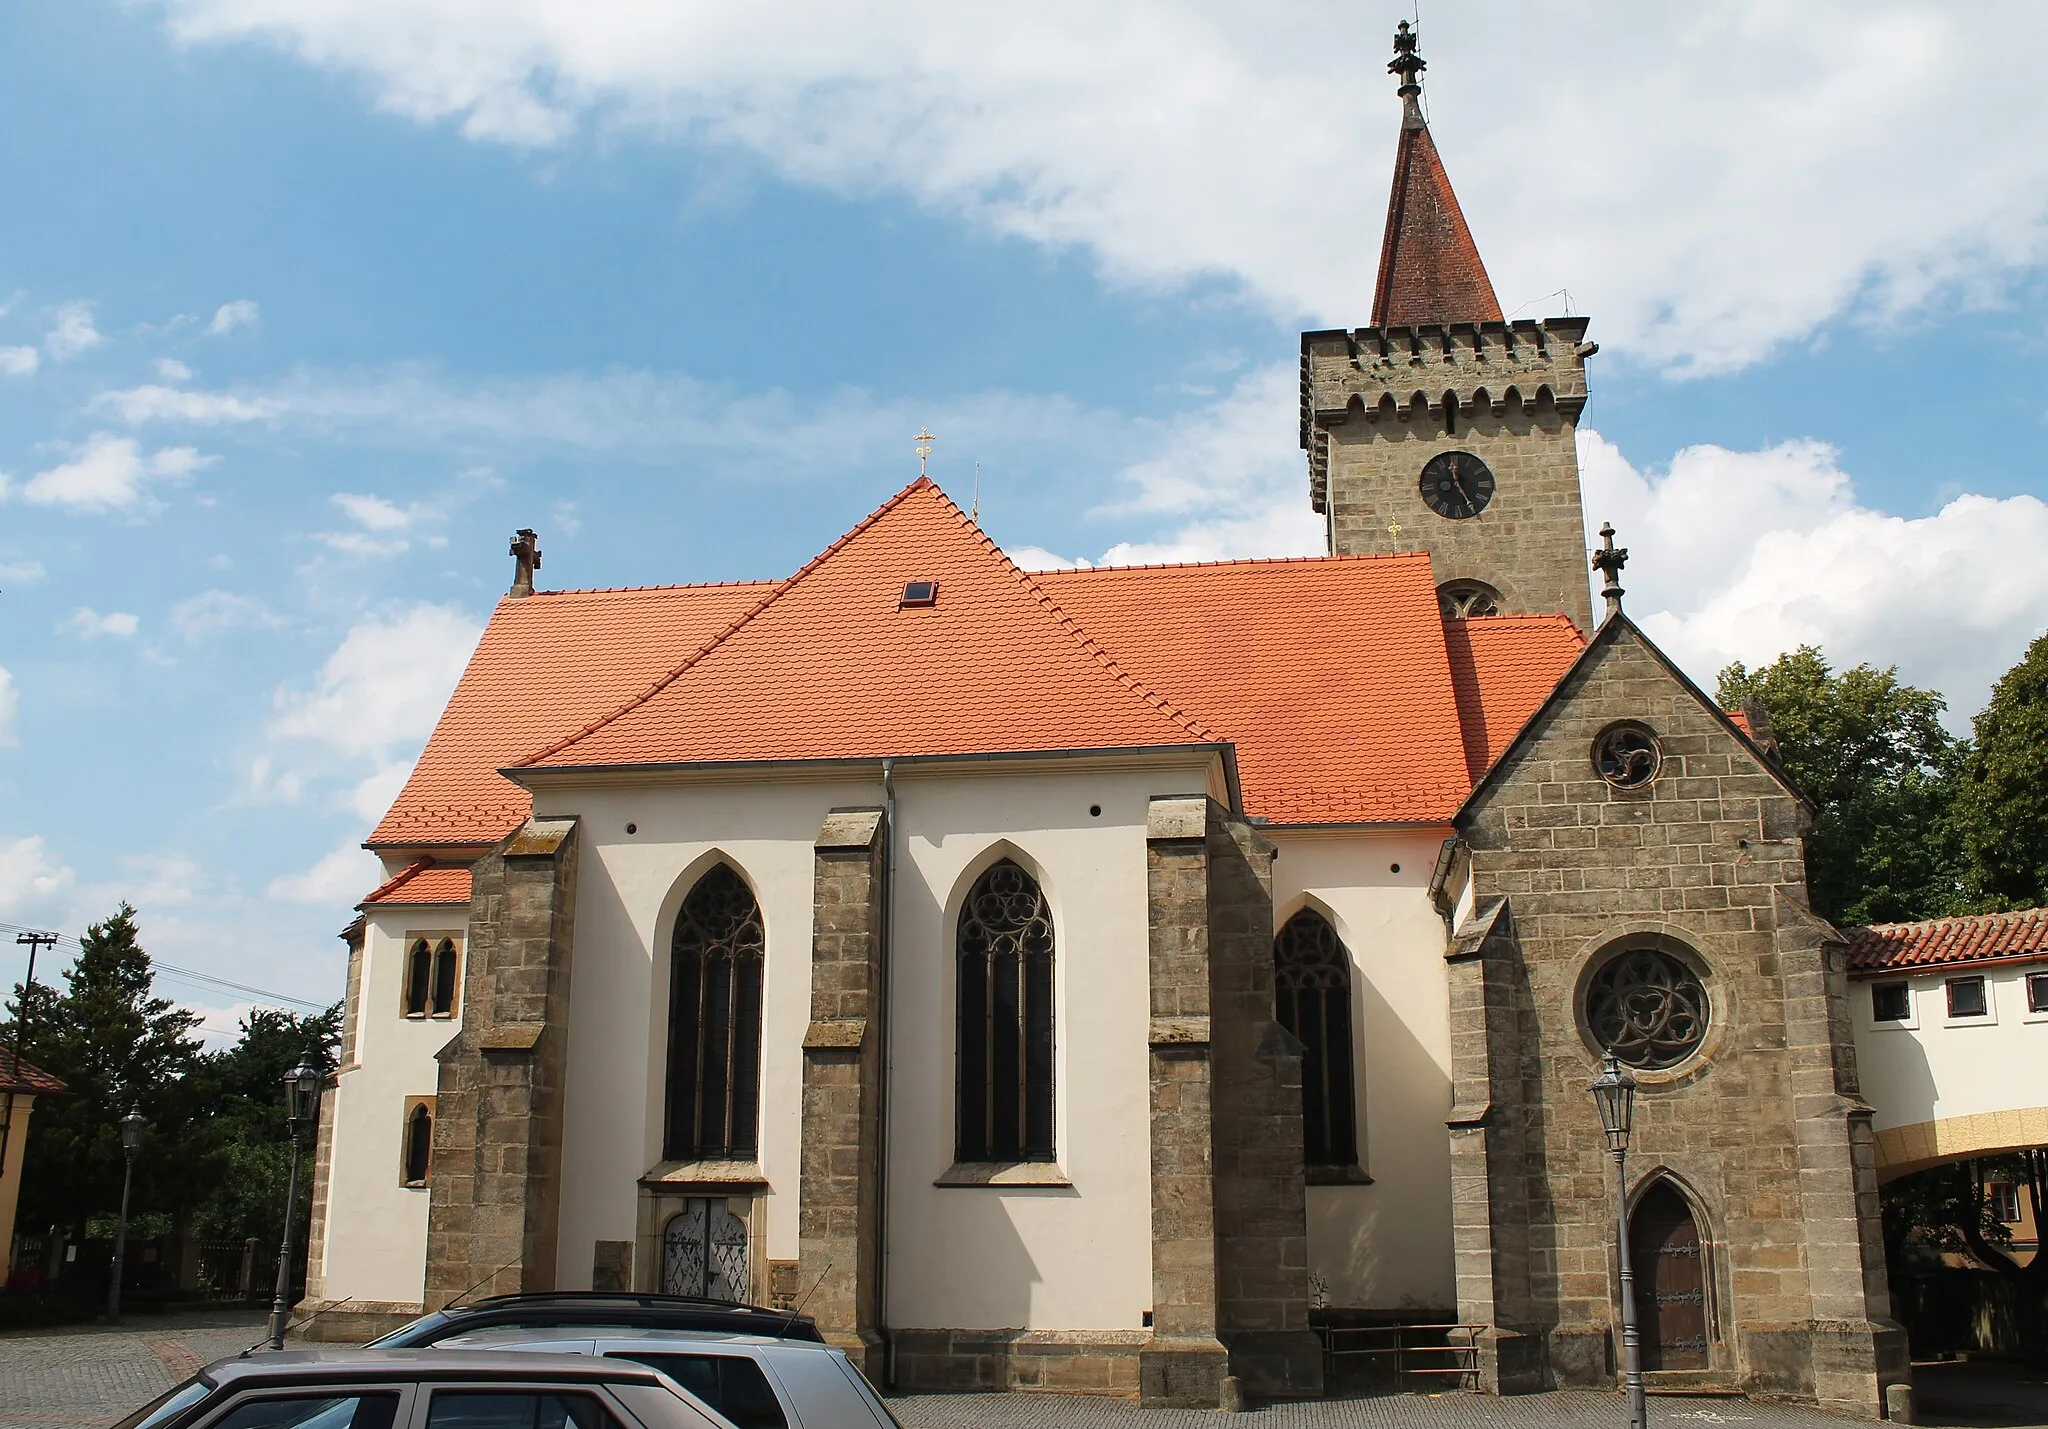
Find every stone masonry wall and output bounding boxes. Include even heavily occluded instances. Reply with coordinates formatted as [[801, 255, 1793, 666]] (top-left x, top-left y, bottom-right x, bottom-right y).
[[797, 807, 888, 1382], [1457, 623, 1906, 1415], [424, 817, 580, 1308]]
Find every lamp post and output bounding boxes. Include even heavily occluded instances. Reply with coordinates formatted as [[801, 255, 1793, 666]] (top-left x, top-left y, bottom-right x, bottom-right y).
[[107, 1106, 145, 1322], [1590, 1052, 1647, 1429], [266, 1051, 326, 1350]]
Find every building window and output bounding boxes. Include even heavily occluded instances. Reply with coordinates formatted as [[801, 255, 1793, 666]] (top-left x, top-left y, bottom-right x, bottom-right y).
[[1274, 909, 1359, 1168], [402, 1098, 434, 1186], [956, 860, 1055, 1163], [1871, 981, 1910, 1023], [664, 865, 766, 1162], [1946, 976, 1988, 1019], [1438, 580, 1502, 620], [2029, 970, 2048, 1014], [430, 939, 459, 1017], [1989, 1182, 2022, 1224], [404, 939, 433, 1017], [1585, 945, 1711, 1069], [1592, 721, 1663, 790]]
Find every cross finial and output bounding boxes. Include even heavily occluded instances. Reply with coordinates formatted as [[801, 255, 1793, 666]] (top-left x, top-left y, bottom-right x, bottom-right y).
[[1390, 21, 1427, 124], [1591, 521, 1628, 622], [509, 528, 541, 598], [914, 427, 936, 480]]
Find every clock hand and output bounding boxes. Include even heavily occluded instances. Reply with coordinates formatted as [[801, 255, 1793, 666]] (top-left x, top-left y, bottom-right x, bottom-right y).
[[1447, 454, 1477, 514]]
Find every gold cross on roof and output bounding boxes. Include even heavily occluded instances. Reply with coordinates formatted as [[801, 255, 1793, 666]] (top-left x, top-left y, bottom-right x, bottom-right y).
[[1387, 520, 1403, 539], [914, 427, 937, 479]]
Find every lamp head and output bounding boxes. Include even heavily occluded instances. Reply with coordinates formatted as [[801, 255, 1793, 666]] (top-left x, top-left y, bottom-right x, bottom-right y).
[[284, 1051, 326, 1129], [1587, 1051, 1637, 1154], [120, 1105, 146, 1152]]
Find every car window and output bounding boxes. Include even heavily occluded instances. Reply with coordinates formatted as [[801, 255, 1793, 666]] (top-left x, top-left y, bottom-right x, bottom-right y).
[[747, 1352, 890, 1429], [421, 1392, 620, 1429], [112, 1378, 215, 1429], [209, 1394, 402, 1429], [605, 1358, 784, 1429]]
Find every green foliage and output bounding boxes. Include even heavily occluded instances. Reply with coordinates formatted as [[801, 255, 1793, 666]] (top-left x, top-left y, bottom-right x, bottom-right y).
[[1954, 632, 2048, 909], [1717, 647, 1969, 925], [189, 1005, 342, 1241]]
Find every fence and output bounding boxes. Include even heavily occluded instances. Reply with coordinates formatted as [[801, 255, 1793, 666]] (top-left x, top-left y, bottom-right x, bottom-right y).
[[4, 1232, 284, 1315]]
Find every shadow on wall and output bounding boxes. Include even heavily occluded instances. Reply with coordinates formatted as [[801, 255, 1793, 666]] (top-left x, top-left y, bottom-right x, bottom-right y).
[[1859, 1010, 1940, 1156]]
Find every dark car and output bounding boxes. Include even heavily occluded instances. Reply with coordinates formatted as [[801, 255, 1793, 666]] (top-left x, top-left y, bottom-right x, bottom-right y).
[[368, 1295, 824, 1350], [111, 1349, 736, 1429]]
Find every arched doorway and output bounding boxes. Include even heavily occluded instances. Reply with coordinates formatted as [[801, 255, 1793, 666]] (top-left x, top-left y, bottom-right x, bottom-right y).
[[1630, 1181, 1709, 1370]]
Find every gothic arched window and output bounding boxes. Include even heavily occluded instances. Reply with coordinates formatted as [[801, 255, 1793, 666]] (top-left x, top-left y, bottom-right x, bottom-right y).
[[1274, 909, 1359, 1168], [1438, 580, 1501, 620], [402, 1100, 433, 1186], [664, 865, 766, 1162], [956, 860, 1055, 1163], [430, 938, 459, 1018], [403, 939, 433, 1017]]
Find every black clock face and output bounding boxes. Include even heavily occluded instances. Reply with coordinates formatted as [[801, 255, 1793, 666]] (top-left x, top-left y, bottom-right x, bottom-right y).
[[1420, 450, 1496, 520]]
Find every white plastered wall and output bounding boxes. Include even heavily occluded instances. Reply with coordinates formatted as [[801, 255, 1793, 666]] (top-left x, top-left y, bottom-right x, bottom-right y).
[[1852, 960, 2048, 1131], [318, 908, 465, 1306], [540, 756, 1214, 1333], [1268, 826, 1458, 1313]]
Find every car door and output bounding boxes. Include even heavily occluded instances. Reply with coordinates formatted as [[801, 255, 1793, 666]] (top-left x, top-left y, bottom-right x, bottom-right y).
[[595, 1353, 789, 1429]]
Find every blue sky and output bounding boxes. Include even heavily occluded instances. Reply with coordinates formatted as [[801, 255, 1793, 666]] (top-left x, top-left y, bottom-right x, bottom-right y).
[[4, 1, 2047, 1031]]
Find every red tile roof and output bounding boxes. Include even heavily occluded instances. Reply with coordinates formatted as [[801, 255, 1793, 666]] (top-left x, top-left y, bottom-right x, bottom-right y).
[[0, 1050, 65, 1096], [1041, 553, 1483, 824], [1441, 614, 1586, 783], [361, 861, 474, 908], [524, 479, 1211, 771], [1845, 908, 2048, 975], [1372, 118, 1503, 328], [368, 580, 771, 847]]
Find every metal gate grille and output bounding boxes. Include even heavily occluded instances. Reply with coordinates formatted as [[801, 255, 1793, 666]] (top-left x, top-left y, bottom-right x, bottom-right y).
[[661, 1198, 748, 1301]]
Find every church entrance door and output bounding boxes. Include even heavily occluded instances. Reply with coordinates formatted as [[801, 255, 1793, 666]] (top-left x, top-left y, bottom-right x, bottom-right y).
[[1630, 1181, 1708, 1370], [662, 1197, 749, 1299]]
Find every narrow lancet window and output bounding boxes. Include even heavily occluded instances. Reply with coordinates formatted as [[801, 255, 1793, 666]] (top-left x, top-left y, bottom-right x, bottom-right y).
[[956, 859, 1055, 1163], [403, 1101, 433, 1186], [430, 938, 459, 1017], [1274, 909, 1359, 1168], [403, 939, 432, 1017], [665, 865, 766, 1161]]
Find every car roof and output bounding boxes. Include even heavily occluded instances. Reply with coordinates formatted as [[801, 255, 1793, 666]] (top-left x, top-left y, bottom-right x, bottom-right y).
[[440, 1328, 831, 1352], [202, 1349, 676, 1387]]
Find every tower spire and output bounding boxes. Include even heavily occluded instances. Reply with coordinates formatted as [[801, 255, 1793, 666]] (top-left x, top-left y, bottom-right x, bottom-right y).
[[1370, 22, 1504, 329]]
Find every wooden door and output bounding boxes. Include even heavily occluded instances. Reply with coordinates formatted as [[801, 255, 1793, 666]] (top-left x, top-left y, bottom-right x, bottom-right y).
[[1631, 1182, 1708, 1370]]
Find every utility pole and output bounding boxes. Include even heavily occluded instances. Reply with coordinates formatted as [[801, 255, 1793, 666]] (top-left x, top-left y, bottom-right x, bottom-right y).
[[0, 930, 57, 1177]]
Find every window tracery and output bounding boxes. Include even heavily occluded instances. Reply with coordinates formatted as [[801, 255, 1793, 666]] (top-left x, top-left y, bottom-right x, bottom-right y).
[[1585, 946, 1710, 1069], [665, 865, 766, 1161], [1274, 909, 1359, 1167], [956, 860, 1055, 1163]]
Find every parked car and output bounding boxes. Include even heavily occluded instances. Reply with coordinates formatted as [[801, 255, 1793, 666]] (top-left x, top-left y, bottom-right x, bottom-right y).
[[110, 1349, 737, 1429], [369, 1295, 823, 1350], [417, 1327, 898, 1429]]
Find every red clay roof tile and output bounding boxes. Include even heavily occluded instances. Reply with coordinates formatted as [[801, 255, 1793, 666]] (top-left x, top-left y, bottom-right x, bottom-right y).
[[1372, 120, 1504, 328], [361, 861, 474, 907], [0, 1050, 65, 1096], [1845, 908, 2048, 975], [1441, 614, 1587, 784]]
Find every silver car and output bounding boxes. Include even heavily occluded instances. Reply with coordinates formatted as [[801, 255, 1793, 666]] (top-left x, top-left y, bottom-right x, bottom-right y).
[[428, 1328, 898, 1429]]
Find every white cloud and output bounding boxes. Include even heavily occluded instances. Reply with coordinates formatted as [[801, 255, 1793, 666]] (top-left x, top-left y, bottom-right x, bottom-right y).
[[0, 835, 74, 911], [1581, 431, 2048, 723], [0, 560, 44, 584], [154, 357, 194, 381], [266, 842, 381, 903], [14, 433, 213, 512], [262, 603, 483, 812], [92, 383, 283, 424], [331, 492, 422, 531], [60, 607, 141, 639], [207, 299, 261, 335], [0, 345, 38, 376], [0, 665, 17, 747], [169, 589, 285, 639], [158, 1, 2048, 374], [44, 301, 104, 360]]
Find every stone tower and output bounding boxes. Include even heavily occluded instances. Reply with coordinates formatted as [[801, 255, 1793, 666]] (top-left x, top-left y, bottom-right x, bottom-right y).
[[1302, 23, 1596, 631]]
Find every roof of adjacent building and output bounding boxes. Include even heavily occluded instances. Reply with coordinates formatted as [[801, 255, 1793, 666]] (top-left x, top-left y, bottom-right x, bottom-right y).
[[1844, 908, 2048, 975], [362, 479, 1590, 883], [0, 1050, 66, 1097], [1371, 114, 1503, 328], [361, 861, 474, 908]]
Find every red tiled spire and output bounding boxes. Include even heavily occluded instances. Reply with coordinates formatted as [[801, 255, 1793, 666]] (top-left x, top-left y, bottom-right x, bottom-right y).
[[1370, 23, 1504, 329]]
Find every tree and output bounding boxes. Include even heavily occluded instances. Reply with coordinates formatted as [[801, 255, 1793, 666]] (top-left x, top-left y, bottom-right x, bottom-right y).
[[1718, 647, 1968, 926], [190, 1005, 342, 1242], [7, 904, 206, 1237], [1883, 1152, 2048, 1364], [1953, 631, 2048, 909]]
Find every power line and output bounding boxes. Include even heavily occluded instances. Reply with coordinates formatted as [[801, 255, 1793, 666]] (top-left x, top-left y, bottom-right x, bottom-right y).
[[0, 921, 334, 1014]]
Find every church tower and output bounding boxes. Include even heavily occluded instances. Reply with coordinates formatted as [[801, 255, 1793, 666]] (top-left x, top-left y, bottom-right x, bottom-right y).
[[1302, 23, 1596, 631]]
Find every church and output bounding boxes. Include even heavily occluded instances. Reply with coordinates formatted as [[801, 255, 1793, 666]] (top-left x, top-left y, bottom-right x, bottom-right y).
[[305, 26, 1909, 1419]]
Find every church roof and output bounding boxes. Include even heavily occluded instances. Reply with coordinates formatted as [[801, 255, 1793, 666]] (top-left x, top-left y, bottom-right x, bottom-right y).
[[1442, 614, 1588, 783], [1371, 106, 1503, 327], [519, 478, 1214, 772], [1844, 908, 2048, 976], [361, 860, 474, 908]]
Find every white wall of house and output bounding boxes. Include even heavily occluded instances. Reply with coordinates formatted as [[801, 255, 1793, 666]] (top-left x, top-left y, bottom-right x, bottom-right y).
[[319, 907, 465, 1308], [1852, 959, 2048, 1132], [1269, 826, 1458, 1314]]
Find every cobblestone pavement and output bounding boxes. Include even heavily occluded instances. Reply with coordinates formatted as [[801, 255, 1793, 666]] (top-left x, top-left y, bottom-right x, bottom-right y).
[[1, 1316, 2040, 1429]]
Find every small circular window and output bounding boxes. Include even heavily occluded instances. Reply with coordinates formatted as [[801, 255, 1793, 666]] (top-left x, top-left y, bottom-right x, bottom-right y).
[[1585, 947, 1710, 1069], [1593, 721, 1662, 788]]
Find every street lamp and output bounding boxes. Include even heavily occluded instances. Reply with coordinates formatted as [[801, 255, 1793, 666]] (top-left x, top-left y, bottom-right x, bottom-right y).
[[1589, 1052, 1647, 1429], [266, 1051, 326, 1350], [107, 1106, 145, 1323]]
